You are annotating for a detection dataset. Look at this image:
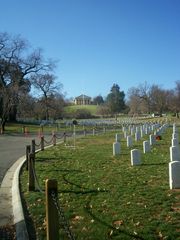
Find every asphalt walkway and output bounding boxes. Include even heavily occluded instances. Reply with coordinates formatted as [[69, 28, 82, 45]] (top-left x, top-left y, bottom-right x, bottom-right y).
[[0, 133, 37, 227]]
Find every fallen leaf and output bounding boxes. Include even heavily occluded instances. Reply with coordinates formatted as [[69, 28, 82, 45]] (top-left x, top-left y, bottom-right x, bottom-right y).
[[113, 220, 123, 228], [72, 215, 84, 221]]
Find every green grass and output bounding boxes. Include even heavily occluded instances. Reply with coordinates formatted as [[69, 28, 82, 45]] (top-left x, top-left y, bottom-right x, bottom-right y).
[[20, 126, 180, 239], [4, 122, 57, 134], [64, 104, 98, 115]]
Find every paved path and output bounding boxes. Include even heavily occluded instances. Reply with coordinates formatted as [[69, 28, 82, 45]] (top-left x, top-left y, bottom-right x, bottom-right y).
[[0, 133, 39, 226], [0, 134, 34, 184]]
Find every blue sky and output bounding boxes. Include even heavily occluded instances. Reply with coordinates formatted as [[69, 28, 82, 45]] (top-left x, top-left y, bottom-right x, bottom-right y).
[[1, 0, 180, 99]]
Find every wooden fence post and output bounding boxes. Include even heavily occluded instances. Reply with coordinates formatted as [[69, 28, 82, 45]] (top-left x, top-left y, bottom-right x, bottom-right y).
[[28, 153, 35, 191], [41, 136, 44, 151], [53, 134, 56, 146], [26, 145, 31, 170], [63, 132, 66, 143], [46, 179, 59, 240], [32, 139, 36, 154]]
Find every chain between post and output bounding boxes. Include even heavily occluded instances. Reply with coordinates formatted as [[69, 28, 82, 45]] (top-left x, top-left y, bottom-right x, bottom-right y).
[[51, 191, 75, 240], [30, 158, 44, 194]]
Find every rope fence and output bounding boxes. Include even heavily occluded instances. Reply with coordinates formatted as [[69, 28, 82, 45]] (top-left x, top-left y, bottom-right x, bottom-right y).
[[24, 125, 134, 239], [25, 126, 113, 239]]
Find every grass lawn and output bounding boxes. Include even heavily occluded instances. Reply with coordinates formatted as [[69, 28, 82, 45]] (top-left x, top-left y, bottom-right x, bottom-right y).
[[64, 105, 98, 115], [20, 125, 180, 240]]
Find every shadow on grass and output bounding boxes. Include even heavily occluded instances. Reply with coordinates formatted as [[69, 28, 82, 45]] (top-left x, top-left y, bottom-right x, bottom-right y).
[[36, 156, 66, 162], [20, 184, 37, 240], [141, 162, 167, 166], [38, 168, 82, 173], [62, 172, 104, 190], [84, 196, 145, 240], [58, 189, 108, 195]]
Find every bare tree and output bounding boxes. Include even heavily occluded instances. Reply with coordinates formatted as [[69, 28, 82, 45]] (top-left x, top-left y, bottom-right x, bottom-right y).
[[31, 73, 62, 120], [0, 32, 54, 132], [149, 85, 170, 116], [127, 87, 142, 115], [171, 80, 180, 118]]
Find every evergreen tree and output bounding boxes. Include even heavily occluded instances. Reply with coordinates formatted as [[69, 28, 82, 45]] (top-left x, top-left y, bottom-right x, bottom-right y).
[[106, 84, 125, 114]]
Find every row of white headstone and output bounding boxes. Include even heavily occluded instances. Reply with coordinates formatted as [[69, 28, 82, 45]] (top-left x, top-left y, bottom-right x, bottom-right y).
[[113, 123, 180, 189], [113, 123, 163, 158], [169, 123, 180, 189]]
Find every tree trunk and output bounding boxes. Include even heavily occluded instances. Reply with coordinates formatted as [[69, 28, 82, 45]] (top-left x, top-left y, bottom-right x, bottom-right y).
[[0, 120, 6, 134], [8, 105, 17, 122]]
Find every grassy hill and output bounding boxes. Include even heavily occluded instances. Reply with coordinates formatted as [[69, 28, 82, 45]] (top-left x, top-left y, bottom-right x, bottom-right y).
[[64, 104, 98, 116]]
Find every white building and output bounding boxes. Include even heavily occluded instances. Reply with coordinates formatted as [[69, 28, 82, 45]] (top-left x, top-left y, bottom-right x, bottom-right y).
[[74, 94, 91, 105]]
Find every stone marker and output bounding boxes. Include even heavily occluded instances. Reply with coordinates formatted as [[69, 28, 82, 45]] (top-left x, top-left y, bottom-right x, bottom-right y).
[[124, 131, 127, 139], [115, 134, 120, 142], [127, 135, 133, 147], [140, 129, 144, 138], [145, 127, 149, 135], [143, 140, 151, 153], [135, 131, 141, 141], [173, 123, 178, 134], [131, 128, 135, 135], [169, 161, 180, 189], [172, 133, 179, 141], [170, 146, 180, 162], [149, 134, 156, 145], [172, 138, 179, 147], [131, 149, 141, 166], [113, 142, 121, 156]]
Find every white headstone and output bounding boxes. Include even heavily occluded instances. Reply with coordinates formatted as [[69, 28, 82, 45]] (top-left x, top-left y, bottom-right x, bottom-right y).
[[131, 128, 135, 135], [173, 123, 178, 134], [127, 135, 133, 147], [143, 140, 151, 153], [170, 146, 180, 162], [124, 131, 127, 139], [113, 142, 121, 155], [172, 138, 179, 147], [169, 161, 180, 189], [131, 149, 141, 166], [136, 126, 140, 132], [135, 131, 141, 141], [115, 134, 120, 142], [140, 129, 144, 138], [172, 133, 179, 140], [149, 134, 156, 145], [145, 127, 149, 135]]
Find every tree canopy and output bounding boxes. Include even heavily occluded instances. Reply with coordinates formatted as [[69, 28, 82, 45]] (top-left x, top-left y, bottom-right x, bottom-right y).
[[0, 32, 57, 131], [106, 84, 126, 114]]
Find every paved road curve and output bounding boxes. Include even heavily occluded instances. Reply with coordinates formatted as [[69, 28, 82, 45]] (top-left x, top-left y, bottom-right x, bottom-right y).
[[0, 134, 36, 184], [0, 133, 42, 230]]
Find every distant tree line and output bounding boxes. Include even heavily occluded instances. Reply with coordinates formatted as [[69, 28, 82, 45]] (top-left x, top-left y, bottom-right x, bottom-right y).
[[0, 32, 180, 132], [127, 81, 180, 117]]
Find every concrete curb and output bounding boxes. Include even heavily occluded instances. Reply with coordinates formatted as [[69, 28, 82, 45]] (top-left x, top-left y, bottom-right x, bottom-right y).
[[11, 141, 63, 239], [11, 155, 29, 240], [0, 140, 63, 239]]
